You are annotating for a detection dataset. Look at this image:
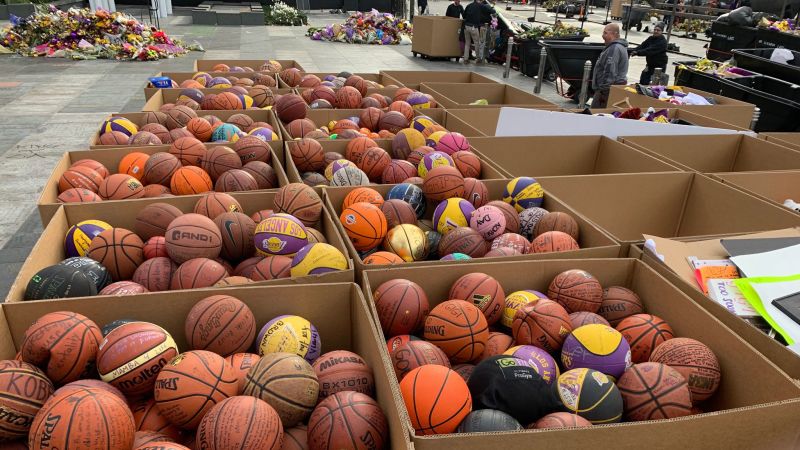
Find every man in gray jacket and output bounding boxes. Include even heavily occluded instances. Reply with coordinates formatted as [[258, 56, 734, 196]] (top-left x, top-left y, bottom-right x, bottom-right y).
[[591, 24, 629, 108]]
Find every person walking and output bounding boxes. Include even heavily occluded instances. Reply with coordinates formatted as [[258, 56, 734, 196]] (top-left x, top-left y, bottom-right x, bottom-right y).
[[591, 23, 629, 108], [446, 0, 464, 17], [630, 22, 668, 85], [462, 0, 494, 64]]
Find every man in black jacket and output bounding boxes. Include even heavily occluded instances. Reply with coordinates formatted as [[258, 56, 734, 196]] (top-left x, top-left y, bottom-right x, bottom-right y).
[[630, 22, 668, 85], [462, 0, 495, 64], [446, 0, 464, 17]]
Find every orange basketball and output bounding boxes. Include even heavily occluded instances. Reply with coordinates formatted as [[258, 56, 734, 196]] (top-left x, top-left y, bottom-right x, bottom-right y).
[[487, 200, 519, 233], [511, 299, 572, 353], [438, 227, 487, 258], [170, 166, 213, 195], [0, 360, 54, 440], [131, 257, 177, 291], [213, 211, 257, 262], [242, 352, 319, 428], [274, 183, 323, 227], [308, 391, 387, 448], [287, 118, 317, 139], [170, 136, 206, 166], [200, 145, 242, 180], [422, 166, 465, 202], [250, 86, 276, 108], [234, 136, 272, 165], [533, 412, 592, 429], [132, 398, 182, 440], [224, 353, 261, 392], [599, 286, 644, 326], [342, 188, 383, 210], [379, 111, 410, 133], [135, 202, 183, 241], [58, 165, 104, 193], [98, 173, 145, 200], [547, 269, 603, 313], [359, 107, 384, 132], [57, 187, 101, 204], [399, 365, 471, 435], [373, 278, 430, 336], [312, 350, 374, 400], [282, 425, 308, 450], [331, 119, 359, 135], [534, 211, 580, 240], [87, 227, 145, 280], [390, 340, 450, 381], [141, 123, 172, 144], [154, 350, 239, 429], [99, 130, 131, 145], [185, 295, 256, 356], [406, 146, 435, 167], [133, 431, 174, 448], [382, 159, 418, 184], [170, 258, 229, 290], [648, 337, 720, 403], [28, 387, 135, 449], [616, 314, 674, 363], [363, 251, 404, 265], [339, 202, 388, 252], [196, 396, 283, 449], [280, 68, 303, 87], [356, 147, 391, 182], [344, 136, 378, 163], [187, 118, 213, 141], [288, 138, 325, 172], [449, 273, 506, 326], [228, 113, 255, 131], [193, 191, 242, 219], [233, 256, 264, 278], [250, 255, 292, 280], [71, 158, 109, 178], [215, 169, 258, 192], [242, 161, 278, 189], [165, 213, 223, 263], [531, 231, 580, 253], [451, 151, 481, 178], [335, 86, 362, 109], [144, 152, 182, 186], [424, 299, 489, 363], [381, 199, 417, 229], [165, 106, 197, 129], [212, 92, 242, 110], [143, 184, 172, 197], [617, 362, 692, 421], [118, 152, 150, 180], [389, 101, 414, 121], [393, 88, 414, 103]]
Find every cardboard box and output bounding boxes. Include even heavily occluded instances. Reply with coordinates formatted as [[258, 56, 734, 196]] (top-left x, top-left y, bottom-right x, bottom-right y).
[[628, 230, 800, 379], [142, 88, 296, 113], [324, 180, 621, 276], [7, 192, 353, 303], [411, 16, 463, 58], [607, 85, 757, 129], [145, 72, 280, 99], [620, 134, 800, 173], [361, 258, 800, 449], [0, 283, 411, 450], [579, 108, 750, 131], [469, 136, 682, 178], [89, 110, 284, 149], [379, 71, 497, 91], [535, 172, 800, 251], [714, 170, 800, 212], [38, 143, 289, 225], [762, 132, 800, 151], [278, 73, 401, 89], [279, 108, 444, 140], [193, 59, 305, 72], [419, 83, 559, 110]]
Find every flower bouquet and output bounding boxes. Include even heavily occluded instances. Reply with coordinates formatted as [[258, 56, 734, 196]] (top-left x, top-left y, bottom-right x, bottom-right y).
[[307, 9, 412, 45]]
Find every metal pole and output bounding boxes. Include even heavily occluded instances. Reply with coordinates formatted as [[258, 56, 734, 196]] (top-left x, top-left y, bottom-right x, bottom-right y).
[[533, 0, 537, 21], [666, 0, 677, 46], [578, 60, 592, 108], [652, 67, 663, 85], [504, 37, 514, 78], [603, 0, 610, 24], [750, 107, 761, 131], [534, 47, 547, 93]]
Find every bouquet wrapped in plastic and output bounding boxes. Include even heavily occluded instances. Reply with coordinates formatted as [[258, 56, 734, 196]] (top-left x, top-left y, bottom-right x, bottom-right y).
[[307, 9, 412, 45]]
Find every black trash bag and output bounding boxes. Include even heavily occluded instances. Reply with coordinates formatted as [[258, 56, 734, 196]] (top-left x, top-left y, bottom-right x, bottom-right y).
[[716, 12, 730, 22], [727, 6, 754, 26], [752, 12, 779, 22]]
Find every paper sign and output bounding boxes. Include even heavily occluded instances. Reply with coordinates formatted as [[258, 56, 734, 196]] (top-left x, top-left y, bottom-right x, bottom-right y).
[[730, 244, 800, 278], [735, 275, 800, 345]]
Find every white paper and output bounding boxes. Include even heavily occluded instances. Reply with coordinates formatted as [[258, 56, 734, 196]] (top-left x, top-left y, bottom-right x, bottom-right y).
[[683, 92, 712, 105], [750, 279, 800, 344], [730, 244, 800, 278], [494, 108, 741, 139]]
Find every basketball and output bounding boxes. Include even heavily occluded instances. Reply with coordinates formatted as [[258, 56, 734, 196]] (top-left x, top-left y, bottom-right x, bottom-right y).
[[343, 187, 384, 209], [432, 198, 475, 235], [257, 315, 321, 362], [242, 352, 319, 427], [359, 107, 384, 131], [617, 362, 692, 421], [533, 412, 592, 429], [648, 338, 721, 403], [251, 87, 276, 107], [503, 345, 560, 385], [133, 432, 175, 448], [187, 117, 213, 141], [534, 211, 580, 241], [141, 123, 172, 144], [132, 398, 181, 440], [460, 177, 487, 209], [547, 269, 603, 313], [101, 116, 138, 136], [569, 311, 610, 328], [531, 231, 580, 253], [144, 152, 181, 186], [215, 168, 258, 192], [0, 360, 54, 440], [356, 147, 391, 182], [325, 159, 353, 181], [378, 199, 415, 230], [616, 314, 674, 363], [98, 281, 149, 296], [390, 340, 450, 381], [407, 145, 434, 167], [225, 353, 261, 392], [132, 257, 176, 291], [561, 324, 632, 380], [380, 111, 410, 134], [329, 166, 369, 187], [392, 129, 426, 159], [399, 365, 471, 435], [274, 183, 323, 226], [599, 286, 644, 326], [489, 232, 529, 254], [143, 184, 172, 197], [313, 350, 374, 399], [502, 290, 546, 328], [275, 94, 308, 123], [480, 332, 513, 360], [170, 137, 206, 166], [200, 145, 242, 180], [135, 202, 183, 241], [451, 152, 481, 180], [171, 166, 213, 195], [487, 200, 520, 234], [380, 159, 416, 184], [424, 300, 489, 363], [215, 276, 253, 287], [518, 207, 549, 239], [57, 187, 101, 204], [57, 257, 111, 293], [99, 130, 131, 145], [234, 135, 272, 164], [119, 152, 150, 180], [28, 387, 135, 449], [457, 409, 522, 432], [242, 161, 277, 189], [340, 202, 388, 251], [289, 138, 325, 172], [373, 278, 430, 336], [213, 212, 256, 262], [185, 295, 256, 356], [280, 68, 303, 87], [383, 224, 429, 262], [307, 391, 387, 450], [97, 174, 144, 201], [253, 213, 309, 257], [511, 299, 572, 353], [165, 213, 223, 263], [344, 137, 377, 163], [387, 183, 426, 218], [195, 396, 283, 449], [436, 132, 471, 155], [422, 166, 465, 203], [449, 273, 506, 326], [211, 123, 241, 142], [555, 368, 623, 424], [503, 177, 544, 212], [389, 100, 413, 121], [86, 227, 145, 280], [154, 351, 238, 429], [251, 255, 292, 280], [438, 226, 487, 258], [24, 264, 97, 300], [193, 192, 241, 220], [227, 113, 255, 131], [20, 312, 100, 384], [418, 151, 454, 178], [233, 256, 263, 278], [469, 205, 506, 241], [170, 258, 229, 289]]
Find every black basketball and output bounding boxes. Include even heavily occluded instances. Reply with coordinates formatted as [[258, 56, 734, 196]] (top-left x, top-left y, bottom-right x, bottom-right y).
[[101, 319, 136, 337], [456, 409, 523, 432], [24, 264, 98, 300], [59, 257, 112, 290]]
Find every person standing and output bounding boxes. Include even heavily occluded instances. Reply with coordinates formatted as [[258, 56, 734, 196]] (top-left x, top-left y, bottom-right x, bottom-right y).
[[462, 0, 495, 64], [418, 0, 429, 15], [630, 22, 668, 85], [591, 23, 629, 108], [446, 0, 464, 17]]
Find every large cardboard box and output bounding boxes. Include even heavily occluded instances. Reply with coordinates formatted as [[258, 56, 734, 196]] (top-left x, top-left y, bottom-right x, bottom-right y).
[[607, 85, 757, 129], [380, 71, 497, 91], [278, 73, 401, 89], [620, 134, 800, 173], [420, 83, 559, 110], [714, 170, 800, 212], [193, 59, 305, 72], [536, 172, 800, 251], [280, 108, 446, 140], [142, 88, 296, 113], [469, 136, 682, 178], [7, 193, 353, 303], [324, 180, 621, 276], [762, 132, 800, 151], [89, 110, 283, 149], [579, 108, 750, 131], [38, 142, 288, 225], [362, 258, 800, 449], [0, 283, 411, 450], [628, 229, 800, 378], [145, 72, 280, 99], [411, 16, 463, 58]]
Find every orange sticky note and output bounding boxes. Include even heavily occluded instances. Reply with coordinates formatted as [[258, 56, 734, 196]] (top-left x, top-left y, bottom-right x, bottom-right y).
[[695, 266, 739, 294]]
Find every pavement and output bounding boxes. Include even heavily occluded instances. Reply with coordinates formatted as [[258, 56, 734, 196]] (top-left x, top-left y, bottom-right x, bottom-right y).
[[0, 3, 707, 297]]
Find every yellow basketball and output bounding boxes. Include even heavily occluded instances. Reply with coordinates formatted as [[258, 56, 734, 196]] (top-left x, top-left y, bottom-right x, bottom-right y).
[[257, 314, 321, 363], [290, 243, 348, 277], [502, 290, 547, 328], [64, 219, 112, 258], [101, 117, 138, 137], [432, 198, 475, 235], [503, 176, 544, 212]]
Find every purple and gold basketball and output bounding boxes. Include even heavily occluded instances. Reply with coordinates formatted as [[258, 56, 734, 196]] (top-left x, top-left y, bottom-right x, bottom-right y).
[[290, 243, 348, 277], [432, 198, 475, 235], [405, 92, 431, 109], [436, 132, 470, 156], [64, 220, 112, 258], [561, 324, 632, 381], [193, 72, 212, 86], [254, 213, 309, 257], [257, 314, 321, 363], [178, 88, 204, 104], [503, 345, 560, 385], [411, 116, 435, 133], [324, 159, 355, 181], [418, 151, 454, 177], [249, 127, 278, 142], [207, 77, 232, 89]]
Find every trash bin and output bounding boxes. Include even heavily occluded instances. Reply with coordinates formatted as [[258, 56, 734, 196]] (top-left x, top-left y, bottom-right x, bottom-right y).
[[732, 48, 800, 84], [673, 61, 760, 94], [719, 77, 800, 131], [518, 35, 586, 79], [706, 21, 757, 62]]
